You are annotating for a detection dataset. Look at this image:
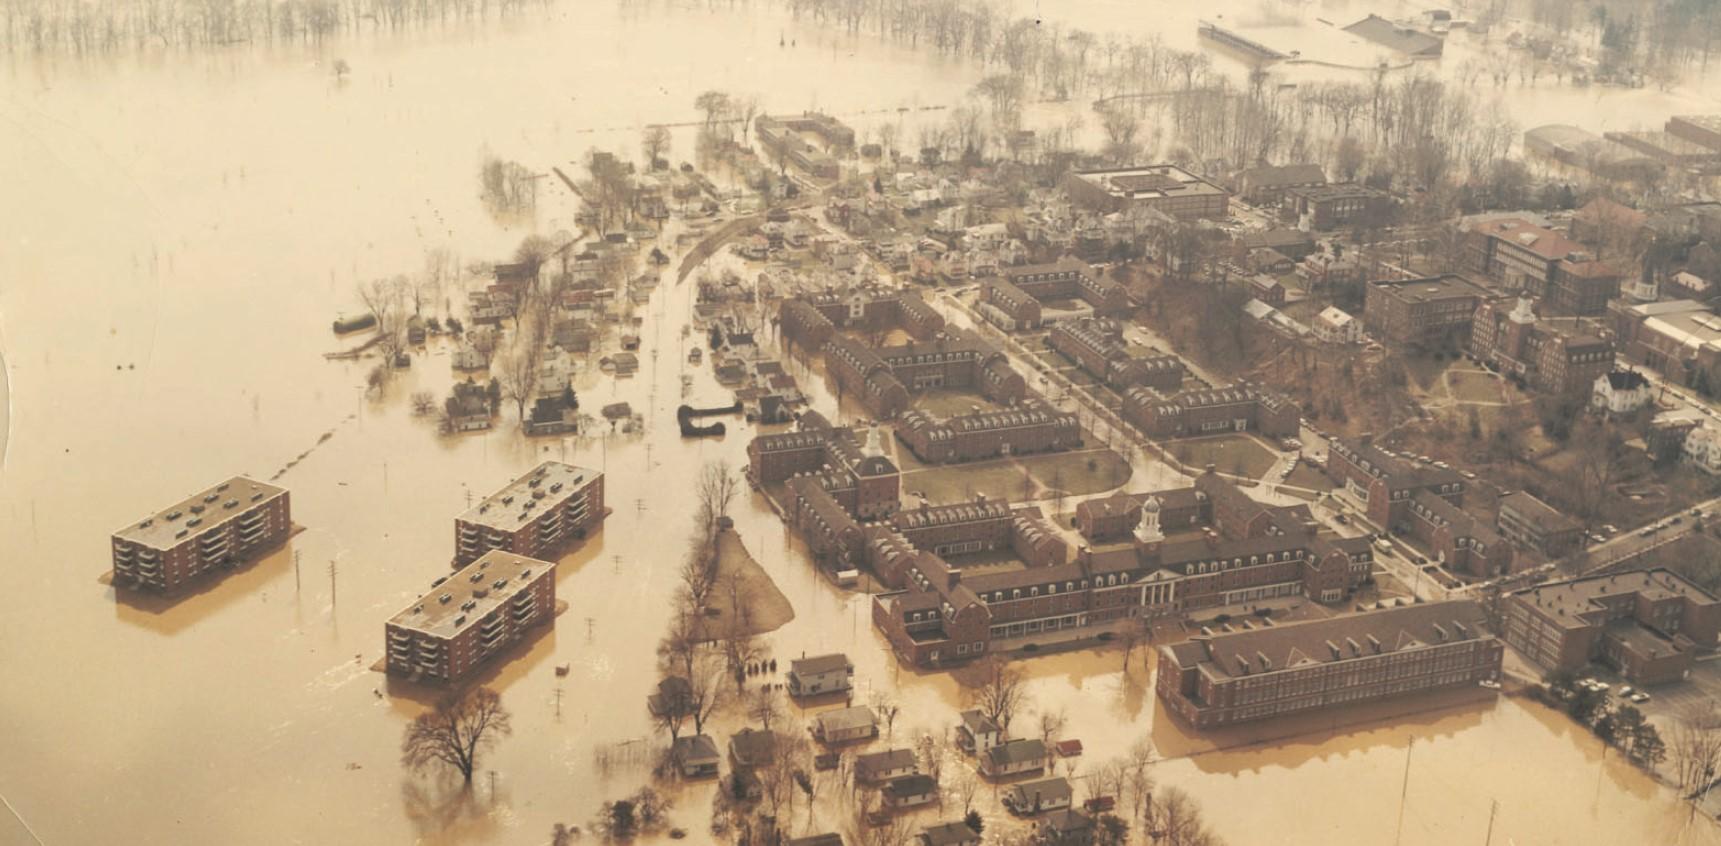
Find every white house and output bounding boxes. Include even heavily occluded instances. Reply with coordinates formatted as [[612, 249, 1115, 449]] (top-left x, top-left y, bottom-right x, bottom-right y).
[[1313, 306, 1363, 344], [981, 738, 1047, 778], [1592, 369, 1652, 416], [855, 748, 919, 785], [1003, 776, 1074, 815], [787, 653, 853, 697], [955, 710, 1002, 756], [882, 774, 939, 809], [812, 705, 878, 744], [1685, 425, 1721, 475]]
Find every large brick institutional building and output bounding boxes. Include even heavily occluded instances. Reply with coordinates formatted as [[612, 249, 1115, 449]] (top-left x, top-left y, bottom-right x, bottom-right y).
[[1502, 569, 1720, 685], [1157, 601, 1502, 727], [895, 404, 1081, 464], [385, 551, 557, 684], [869, 470, 1375, 668], [1469, 298, 1615, 396]]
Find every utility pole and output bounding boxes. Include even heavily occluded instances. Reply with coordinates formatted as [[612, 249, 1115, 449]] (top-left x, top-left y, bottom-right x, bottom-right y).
[[1483, 799, 1497, 846], [329, 560, 338, 610], [294, 550, 302, 594], [1394, 737, 1414, 846]]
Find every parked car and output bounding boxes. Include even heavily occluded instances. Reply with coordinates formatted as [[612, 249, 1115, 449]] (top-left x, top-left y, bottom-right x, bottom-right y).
[[1631, 692, 1651, 703]]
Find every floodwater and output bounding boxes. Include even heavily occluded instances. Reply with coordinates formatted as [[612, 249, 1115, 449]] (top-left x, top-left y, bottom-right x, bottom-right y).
[[1, 1, 1719, 844]]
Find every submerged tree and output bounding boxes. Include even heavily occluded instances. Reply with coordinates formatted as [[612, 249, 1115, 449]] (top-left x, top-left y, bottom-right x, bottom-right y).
[[401, 686, 513, 784]]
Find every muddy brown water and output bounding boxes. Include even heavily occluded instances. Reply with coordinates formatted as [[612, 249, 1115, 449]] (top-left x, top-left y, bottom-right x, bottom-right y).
[[3, 2, 1720, 844]]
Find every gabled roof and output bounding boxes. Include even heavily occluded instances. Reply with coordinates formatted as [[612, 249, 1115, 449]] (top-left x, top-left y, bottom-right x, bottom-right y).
[[790, 653, 852, 676]]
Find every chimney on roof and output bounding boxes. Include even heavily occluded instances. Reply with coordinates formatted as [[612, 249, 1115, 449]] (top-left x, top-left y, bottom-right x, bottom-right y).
[[948, 568, 963, 589], [1360, 432, 1375, 446], [1257, 651, 1271, 671]]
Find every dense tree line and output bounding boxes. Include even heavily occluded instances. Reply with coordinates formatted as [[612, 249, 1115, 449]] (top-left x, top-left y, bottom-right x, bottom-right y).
[[0, 0, 551, 54]]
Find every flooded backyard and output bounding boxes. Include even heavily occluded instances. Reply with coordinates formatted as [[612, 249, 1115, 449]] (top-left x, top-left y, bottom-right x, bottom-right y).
[[3, 1, 1721, 843]]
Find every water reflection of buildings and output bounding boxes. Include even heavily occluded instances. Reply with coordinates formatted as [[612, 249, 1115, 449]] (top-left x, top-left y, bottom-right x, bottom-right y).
[[1156, 600, 1502, 728], [109, 476, 292, 594]]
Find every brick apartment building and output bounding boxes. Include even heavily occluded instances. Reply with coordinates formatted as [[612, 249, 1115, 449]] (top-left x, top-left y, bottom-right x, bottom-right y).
[[1121, 384, 1299, 440], [998, 258, 1131, 317], [1502, 569, 1721, 685], [1403, 491, 1516, 578], [454, 462, 606, 567], [895, 404, 1081, 464], [1496, 491, 1584, 560], [1283, 183, 1395, 230], [1064, 165, 1230, 220], [1323, 436, 1466, 530], [871, 472, 1375, 668], [780, 288, 946, 354], [1363, 275, 1500, 349], [111, 476, 293, 594], [979, 278, 1043, 330], [1469, 298, 1616, 396], [1157, 601, 1502, 728], [385, 551, 557, 683], [1466, 217, 1622, 316], [825, 335, 913, 419], [1048, 319, 1185, 393]]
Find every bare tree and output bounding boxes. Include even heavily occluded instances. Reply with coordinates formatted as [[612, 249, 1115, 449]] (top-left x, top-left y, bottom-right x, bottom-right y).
[[400, 686, 513, 784], [1096, 101, 1143, 164], [1672, 703, 1721, 808], [696, 460, 740, 536], [641, 125, 672, 170], [493, 338, 544, 425], [1037, 708, 1068, 749], [355, 276, 409, 367], [962, 656, 1028, 734], [869, 690, 902, 741], [749, 683, 782, 733]]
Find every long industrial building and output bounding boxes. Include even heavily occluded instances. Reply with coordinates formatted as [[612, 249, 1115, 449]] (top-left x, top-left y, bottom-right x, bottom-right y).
[[454, 462, 606, 567], [110, 476, 292, 593], [386, 551, 557, 683]]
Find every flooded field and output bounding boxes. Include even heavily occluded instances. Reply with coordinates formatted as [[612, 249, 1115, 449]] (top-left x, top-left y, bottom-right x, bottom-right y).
[[3, 1, 1721, 843]]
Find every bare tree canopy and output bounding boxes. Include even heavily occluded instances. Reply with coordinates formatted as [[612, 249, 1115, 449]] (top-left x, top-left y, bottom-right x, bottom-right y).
[[960, 655, 1028, 734], [401, 686, 513, 784]]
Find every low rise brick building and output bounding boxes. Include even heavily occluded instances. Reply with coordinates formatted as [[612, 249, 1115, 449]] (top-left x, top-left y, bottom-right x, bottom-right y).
[[1403, 490, 1515, 578], [1048, 319, 1184, 393], [1466, 216, 1622, 316], [111, 476, 292, 594], [998, 258, 1130, 317], [1157, 601, 1502, 728], [454, 462, 605, 567], [1496, 491, 1583, 560], [1502, 569, 1721, 685], [1284, 182, 1395, 230], [1122, 383, 1299, 440], [1074, 488, 1208, 543], [895, 404, 1080, 464], [385, 551, 556, 683], [979, 278, 1044, 330], [1363, 275, 1500, 349], [1323, 436, 1466, 530]]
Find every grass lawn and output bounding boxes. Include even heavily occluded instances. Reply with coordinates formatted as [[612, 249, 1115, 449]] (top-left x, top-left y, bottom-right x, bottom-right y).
[[1447, 369, 1506, 403], [692, 529, 795, 641], [1282, 462, 1335, 496], [902, 445, 1132, 506], [915, 389, 1007, 418], [1171, 435, 1280, 480]]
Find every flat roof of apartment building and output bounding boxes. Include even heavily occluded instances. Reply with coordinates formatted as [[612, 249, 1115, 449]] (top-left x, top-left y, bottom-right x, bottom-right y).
[[457, 461, 600, 533], [388, 550, 554, 638], [114, 476, 287, 550]]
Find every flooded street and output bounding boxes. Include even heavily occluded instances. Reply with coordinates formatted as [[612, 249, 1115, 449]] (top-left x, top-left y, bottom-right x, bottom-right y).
[[3, 1, 1721, 844]]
